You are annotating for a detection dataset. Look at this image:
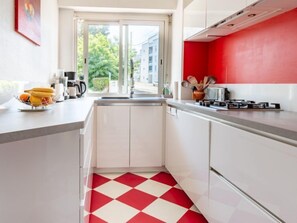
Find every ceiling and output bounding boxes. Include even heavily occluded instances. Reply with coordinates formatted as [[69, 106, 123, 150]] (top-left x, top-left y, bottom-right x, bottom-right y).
[[58, 0, 178, 14]]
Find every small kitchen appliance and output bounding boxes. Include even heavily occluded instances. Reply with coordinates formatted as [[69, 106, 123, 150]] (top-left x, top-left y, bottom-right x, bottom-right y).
[[205, 87, 230, 101], [67, 81, 81, 99]]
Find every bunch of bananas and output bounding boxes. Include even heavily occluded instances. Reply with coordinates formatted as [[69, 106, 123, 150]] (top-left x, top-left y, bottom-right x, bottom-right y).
[[20, 87, 55, 107]]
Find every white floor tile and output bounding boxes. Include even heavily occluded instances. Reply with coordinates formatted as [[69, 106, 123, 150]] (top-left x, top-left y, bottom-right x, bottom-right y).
[[142, 198, 187, 222], [135, 179, 171, 197], [133, 172, 159, 178], [99, 173, 124, 179], [94, 181, 131, 199], [93, 200, 138, 223]]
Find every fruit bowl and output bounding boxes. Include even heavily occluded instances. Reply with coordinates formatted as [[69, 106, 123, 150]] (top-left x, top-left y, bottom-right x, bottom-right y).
[[16, 87, 55, 111]]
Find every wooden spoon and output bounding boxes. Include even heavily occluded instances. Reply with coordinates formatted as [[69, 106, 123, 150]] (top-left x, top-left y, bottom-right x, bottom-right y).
[[187, 76, 198, 85]]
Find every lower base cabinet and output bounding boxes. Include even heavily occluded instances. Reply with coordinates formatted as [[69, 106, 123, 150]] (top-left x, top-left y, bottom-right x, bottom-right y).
[[97, 105, 163, 168], [0, 130, 81, 223], [208, 171, 277, 223], [165, 106, 210, 214]]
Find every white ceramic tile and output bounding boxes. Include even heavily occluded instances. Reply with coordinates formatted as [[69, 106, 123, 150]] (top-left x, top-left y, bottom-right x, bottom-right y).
[[99, 173, 125, 179], [143, 198, 187, 222], [133, 172, 159, 179], [135, 179, 171, 197], [94, 181, 131, 199], [93, 200, 138, 223]]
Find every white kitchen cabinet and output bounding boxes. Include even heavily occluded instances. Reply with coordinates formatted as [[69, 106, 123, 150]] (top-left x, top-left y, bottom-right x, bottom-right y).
[[211, 121, 297, 223], [97, 105, 163, 168], [96, 106, 130, 168], [0, 130, 80, 223], [80, 106, 95, 217], [130, 106, 163, 167], [165, 106, 210, 214], [183, 0, 207, 40], [206, 0, 246, 27], [208, 171, 278, 223]]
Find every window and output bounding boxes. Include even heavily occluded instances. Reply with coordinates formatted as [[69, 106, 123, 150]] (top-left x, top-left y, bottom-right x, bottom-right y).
[[76, 18, 166, 95], [149, 56, 153, 63]]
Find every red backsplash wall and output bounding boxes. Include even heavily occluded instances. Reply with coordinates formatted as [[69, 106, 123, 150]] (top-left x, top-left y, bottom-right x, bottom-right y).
[[183, 8, 297, 84], [183, 41, 208, 81]]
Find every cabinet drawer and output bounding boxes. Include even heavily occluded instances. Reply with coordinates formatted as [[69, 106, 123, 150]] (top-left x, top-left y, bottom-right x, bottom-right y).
[[211, 121, 297, 222], [208, 171, 278, 223]]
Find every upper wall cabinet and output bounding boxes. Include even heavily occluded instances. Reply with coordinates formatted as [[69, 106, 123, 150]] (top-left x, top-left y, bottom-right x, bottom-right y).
[[184, 0, 297, 41], [183, 0, 207, 40], [206, 0, 246, 28]]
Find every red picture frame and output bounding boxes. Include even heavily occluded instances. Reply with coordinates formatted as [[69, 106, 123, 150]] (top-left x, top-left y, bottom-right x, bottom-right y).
[[15, 0, 41, 45]]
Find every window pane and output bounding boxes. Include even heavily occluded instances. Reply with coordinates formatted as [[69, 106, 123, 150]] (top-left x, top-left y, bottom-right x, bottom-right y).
[[88, 24, 119, 93], [127, 25, 159, 94]]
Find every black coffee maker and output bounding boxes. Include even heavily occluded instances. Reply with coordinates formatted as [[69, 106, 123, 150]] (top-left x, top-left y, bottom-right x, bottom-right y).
[[64, 71, 87, 97]]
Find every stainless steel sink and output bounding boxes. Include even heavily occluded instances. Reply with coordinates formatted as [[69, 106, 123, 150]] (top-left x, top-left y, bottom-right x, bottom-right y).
[[99, 96, 130, 99]]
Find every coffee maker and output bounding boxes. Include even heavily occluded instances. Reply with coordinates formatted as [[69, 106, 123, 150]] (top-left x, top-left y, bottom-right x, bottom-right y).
[[65, 71, 87, 98]]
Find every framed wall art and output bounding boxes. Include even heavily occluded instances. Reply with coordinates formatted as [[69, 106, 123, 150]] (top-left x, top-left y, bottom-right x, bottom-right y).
[[15, 0, 41, 45]]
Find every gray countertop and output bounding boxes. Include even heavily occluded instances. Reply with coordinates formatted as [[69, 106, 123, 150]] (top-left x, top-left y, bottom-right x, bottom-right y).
[[1, 97, 296, 144], [0, 97, 95, 144], [167, 99, 297, 142]]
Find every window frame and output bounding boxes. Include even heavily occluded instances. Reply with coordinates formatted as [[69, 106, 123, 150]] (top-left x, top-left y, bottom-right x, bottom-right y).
[[75, 13, 169, 96]]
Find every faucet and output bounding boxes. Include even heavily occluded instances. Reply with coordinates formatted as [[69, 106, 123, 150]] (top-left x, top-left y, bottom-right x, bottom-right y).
[[130, 59, 134, 98]]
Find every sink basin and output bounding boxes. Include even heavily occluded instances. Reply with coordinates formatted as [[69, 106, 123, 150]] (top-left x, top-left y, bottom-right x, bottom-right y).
[[99, 96, 130, 99]]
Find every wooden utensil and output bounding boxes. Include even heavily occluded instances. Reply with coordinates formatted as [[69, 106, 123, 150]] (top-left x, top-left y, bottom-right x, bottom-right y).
[[187, 76, 198, 85]]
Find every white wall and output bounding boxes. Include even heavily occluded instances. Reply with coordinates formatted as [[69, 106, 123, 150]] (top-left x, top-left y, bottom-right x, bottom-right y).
[[59, 9, 75, 71], [170, 0, 184, 98], [0, 0, 59, 83]]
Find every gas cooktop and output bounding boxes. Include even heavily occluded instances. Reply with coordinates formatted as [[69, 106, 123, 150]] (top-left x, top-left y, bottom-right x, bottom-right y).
[[186, 99, 282, 111]]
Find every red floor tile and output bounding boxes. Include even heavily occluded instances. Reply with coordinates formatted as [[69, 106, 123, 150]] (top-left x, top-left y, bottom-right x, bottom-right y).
[[89, 191, 113, 213], [117, 189, 157, 210], [114, 172, 147, 187], [178, 210, 208, 223], [91, 174, 111, 188], [128, 212, 165, 223], [160, 188, 193, 209], [85, 214, 108, 223], [150, 172, 177, 186]]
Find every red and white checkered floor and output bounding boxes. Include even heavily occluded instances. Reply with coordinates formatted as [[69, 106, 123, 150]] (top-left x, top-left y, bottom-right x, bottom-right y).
[[84, 172, 208, 223]]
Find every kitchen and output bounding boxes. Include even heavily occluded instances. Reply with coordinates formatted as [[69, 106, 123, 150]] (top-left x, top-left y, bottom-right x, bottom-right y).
[[1, 0, 297, 223]]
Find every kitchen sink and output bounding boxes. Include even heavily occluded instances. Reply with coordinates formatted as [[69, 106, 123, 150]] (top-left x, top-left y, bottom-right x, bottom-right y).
[[99, 96, 130, 99]]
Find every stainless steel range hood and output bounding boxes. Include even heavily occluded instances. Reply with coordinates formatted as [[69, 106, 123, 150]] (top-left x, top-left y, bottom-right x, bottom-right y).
[[187, 0, 297, 42]]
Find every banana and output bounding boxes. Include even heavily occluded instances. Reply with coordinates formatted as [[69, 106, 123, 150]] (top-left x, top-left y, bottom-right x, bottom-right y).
[[31, 87, 54, 93], [31, 91, 54, 97]]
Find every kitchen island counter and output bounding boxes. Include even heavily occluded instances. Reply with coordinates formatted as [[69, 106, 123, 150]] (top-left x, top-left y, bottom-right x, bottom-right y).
[[0, 97, 95, 144], [167, 99, 297, 142]]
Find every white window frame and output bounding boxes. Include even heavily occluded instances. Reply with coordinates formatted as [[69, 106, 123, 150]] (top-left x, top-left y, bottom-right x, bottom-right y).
[[75, 12, 169, 96]]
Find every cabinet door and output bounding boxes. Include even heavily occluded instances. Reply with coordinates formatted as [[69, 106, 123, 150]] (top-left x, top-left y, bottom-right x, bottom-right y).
[[211, 121, 297, 223], [165, 107, 180, 176], [206, 0, 246, 27], [166, 107, 210, 214], [183, 0, 207, 40], [130, 106, 163, 167], [208, 171, 277, 223], [97, 106, 130, 168]]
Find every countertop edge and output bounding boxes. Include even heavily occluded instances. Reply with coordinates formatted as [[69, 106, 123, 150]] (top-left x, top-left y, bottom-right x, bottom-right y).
[[0, 122, 83, 144]]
